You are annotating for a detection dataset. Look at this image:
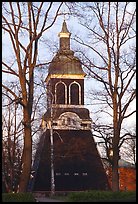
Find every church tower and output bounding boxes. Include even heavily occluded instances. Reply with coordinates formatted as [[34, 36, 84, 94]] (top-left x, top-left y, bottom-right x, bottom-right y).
[[30, 20, 110, 192]]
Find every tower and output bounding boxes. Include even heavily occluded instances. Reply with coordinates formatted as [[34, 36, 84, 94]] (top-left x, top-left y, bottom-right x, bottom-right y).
[[30, 20, 110, 192]]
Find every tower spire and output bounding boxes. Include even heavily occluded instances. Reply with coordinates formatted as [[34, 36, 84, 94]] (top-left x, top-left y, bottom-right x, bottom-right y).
[[61, 20, 70, 33], [58, 20, 71, 50]]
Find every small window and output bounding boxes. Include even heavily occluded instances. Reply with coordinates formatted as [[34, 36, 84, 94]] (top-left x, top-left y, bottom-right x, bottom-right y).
[[64, 173, 69, 176], [53, 122, 57, 126], [62, 118, 66, 125], [67, 117, 71, 124], [72, 119, 77, 125], [82, 173, 88, 176], [81, 123, 87, 127], [56, 173, 61, 176]]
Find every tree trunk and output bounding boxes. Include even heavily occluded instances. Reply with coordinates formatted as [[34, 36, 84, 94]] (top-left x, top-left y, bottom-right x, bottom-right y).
[[112, 123, 120, 191], [112, 88, 120, 192], [18, 108, 32, 192], [112, 148, 119, 191]]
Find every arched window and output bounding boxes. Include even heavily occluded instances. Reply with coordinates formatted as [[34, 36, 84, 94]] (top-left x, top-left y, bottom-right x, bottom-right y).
[[70, 83, 80, 105], [55, 82, 67, 104]]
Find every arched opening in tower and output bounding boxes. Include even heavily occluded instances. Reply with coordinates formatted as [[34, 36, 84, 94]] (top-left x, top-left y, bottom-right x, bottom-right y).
[[56, 82, 65, 104], [71, 83, 79, 105]]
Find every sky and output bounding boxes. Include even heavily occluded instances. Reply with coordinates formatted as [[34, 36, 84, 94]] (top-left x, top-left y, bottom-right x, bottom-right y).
[[2, 2, 136, 162]]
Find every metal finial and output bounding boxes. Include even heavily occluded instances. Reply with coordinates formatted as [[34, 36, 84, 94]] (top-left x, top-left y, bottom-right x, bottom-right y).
[[63, 7, 66, 21], [63, 13, 66, 21]]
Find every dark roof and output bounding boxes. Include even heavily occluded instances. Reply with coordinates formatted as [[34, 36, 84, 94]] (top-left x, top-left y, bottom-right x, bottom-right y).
[[48, 50, 86, 75], [48, 20, 86, 76]]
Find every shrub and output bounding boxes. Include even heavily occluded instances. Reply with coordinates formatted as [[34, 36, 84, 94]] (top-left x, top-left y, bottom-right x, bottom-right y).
[[2, 192, 36, 202]]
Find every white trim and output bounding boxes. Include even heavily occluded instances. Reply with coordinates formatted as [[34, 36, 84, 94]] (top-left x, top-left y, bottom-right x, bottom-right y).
[[52, 104, 84, 108], [69, 81, 81, 105], [58, 32, 70, 38], [43, 109, 92, 130], [55, 81, 67, 104], [51, 74, 85, 79], [45, 74, 85, 84]]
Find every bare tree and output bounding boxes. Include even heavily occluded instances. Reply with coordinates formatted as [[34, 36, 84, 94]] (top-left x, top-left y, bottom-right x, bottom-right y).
[[120, 127, 136, 166], [66, 2, 136, 191], [2, 90, 23, 192], [2, 2, 64, 192]]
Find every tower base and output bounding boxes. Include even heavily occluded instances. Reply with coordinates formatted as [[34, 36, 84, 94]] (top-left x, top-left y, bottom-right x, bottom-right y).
[[30, 129, 110, 191]]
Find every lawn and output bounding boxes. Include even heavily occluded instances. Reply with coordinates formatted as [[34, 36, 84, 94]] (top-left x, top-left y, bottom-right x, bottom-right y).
[[2, 191, 136, 202], [54, 190, 136, 202]]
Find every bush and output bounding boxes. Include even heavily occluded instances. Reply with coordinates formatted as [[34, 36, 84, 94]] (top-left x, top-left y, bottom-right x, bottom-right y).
[[2, 192, 36, 202], [65, 190, 136, 202]]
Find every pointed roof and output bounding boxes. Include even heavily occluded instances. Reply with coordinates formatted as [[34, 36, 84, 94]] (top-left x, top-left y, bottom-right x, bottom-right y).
[[58, 20, 71, 38], [61, 20, 70, 33], [46, 20, 86, 78]]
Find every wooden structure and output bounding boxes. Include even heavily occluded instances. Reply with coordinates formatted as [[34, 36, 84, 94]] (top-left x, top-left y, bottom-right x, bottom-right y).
[[29, 20, 110, 192]]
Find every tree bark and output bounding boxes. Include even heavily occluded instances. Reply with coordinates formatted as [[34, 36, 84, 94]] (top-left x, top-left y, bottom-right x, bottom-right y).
[[112, 132, 120, 191], [18, 108, 32, 192]]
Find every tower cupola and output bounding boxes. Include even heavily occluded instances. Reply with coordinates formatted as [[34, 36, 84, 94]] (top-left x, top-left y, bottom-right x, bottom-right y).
[[46, 20, 86, 80]]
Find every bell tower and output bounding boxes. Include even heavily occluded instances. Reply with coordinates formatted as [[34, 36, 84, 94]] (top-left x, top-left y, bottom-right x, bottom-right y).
[[30, 20, 110, 192], [44, 20, 91, 131]]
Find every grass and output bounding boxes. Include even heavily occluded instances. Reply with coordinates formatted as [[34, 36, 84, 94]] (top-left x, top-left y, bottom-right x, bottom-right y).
[[53, 190, 136, 202], [2, 191, 136, 202], [2, 192, 36, 202]]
